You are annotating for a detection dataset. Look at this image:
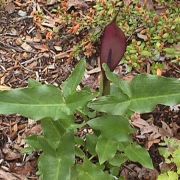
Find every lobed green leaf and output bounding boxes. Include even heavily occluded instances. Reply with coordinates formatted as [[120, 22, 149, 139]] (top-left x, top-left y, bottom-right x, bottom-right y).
[[0, 84, 70, 120], [89, 66, 180, 115], [62, 60, 86, 98]]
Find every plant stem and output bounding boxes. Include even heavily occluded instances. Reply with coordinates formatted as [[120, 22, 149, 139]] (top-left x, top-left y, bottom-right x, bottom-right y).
[[101, 69, 110, 96]]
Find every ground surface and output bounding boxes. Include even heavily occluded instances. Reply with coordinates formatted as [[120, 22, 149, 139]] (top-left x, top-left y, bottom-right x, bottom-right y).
[[0, 1, 179, 180]]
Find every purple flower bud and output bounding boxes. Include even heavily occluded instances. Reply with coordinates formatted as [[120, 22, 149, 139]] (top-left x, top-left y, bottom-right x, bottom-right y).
[[100, 20, 127, 71]]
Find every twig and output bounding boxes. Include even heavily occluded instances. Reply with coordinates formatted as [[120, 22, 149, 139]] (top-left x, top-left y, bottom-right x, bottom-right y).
[[21, 54, 44, 65], [16, 16, 33, 22], [0, 41, 37, 53], [122, 165, 137, 173]]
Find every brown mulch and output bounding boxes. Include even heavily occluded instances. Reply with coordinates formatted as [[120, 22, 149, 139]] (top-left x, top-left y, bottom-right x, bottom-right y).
[[0, 1, 180, 180]]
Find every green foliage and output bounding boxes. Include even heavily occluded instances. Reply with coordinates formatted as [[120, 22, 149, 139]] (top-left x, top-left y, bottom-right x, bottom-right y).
[[88, 115, 133, 142], [38, 132, 74, 180], [62, 60, 86, 98], [0, 83, 70, 120], [0, 62, 92, 120], [124, 143, 153, 169], [0, 61, 180, 179], [74, 159, 114, 180], [158, 138, 180, 179], [89, 64, 180, 115], [158, 171, 179, 180], [96, 136, 118, 165]]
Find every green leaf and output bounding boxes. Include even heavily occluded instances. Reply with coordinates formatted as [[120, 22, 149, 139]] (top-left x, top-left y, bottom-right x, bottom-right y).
[[76, 159, 114, 180], [62, 60, 86, 98], [124, 143, 153, 169], [109, 153, 128, 167], [75, 136, 85, 146], [27, 135, 44, 151], [38, 132, 74, 180], [86, 134, 98, 156], [173, 149, 180, 168], [141, 50, 152, 57], [88, 115, 133, 142], [96, 136, 118, 164], [88, 95, 130, 115], [129, 75, 180, 113], [27, 136, 55, 155], [66, 90, 94, 112], [75, 146, 85, 158], [89, 74, 180, 115], [109, 166, 120, 177], [41, 118, 64, 149], [158, 171, 179, 180], [0, 84, 71, 120], [28, 79, 42, 87], [164, 48, 176, 55], [102, 64, 131, 97]]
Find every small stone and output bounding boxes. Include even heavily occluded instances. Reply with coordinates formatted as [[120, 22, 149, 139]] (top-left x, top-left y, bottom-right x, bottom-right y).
[[18, 10, 27, 17], [54, 46, 62, 51]]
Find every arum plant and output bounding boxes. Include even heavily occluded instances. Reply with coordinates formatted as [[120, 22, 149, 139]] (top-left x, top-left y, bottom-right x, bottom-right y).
[[0, 8, 180, 180], [100, 10, 126, 95]]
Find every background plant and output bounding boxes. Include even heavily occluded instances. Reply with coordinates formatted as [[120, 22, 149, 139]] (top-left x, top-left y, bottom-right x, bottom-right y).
[[158, 138, 180, 180], [64, 0, 179, 72]]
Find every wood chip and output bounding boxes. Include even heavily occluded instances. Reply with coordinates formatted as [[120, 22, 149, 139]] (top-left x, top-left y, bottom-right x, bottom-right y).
[[21, 42, 32, 51], [55, 50, 72, 60], [87, 67, 101, 74]]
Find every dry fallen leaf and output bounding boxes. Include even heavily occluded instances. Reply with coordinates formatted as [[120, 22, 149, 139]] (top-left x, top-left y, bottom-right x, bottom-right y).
[[84, 43, 96, 57], [54, 46, 63, 51], [47, 0, 58, 5], [170, 122, 180, 139], [32, 44, 49, 52], [68, 0, 88, 9], [69, 23, 80, 34], [140, 0, 154, 10], [46, 31, 53, 40], [26, 124, 42, 136], [137, 33, 148, 41], [10, 161, 37, 177], [0, 169, 27, 180], [3, 147, 21, 161], [157, 68, 162, 76], [123, 0, 132, 6], [131, 113, 174, 149], [159, 121, 173, 138]]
